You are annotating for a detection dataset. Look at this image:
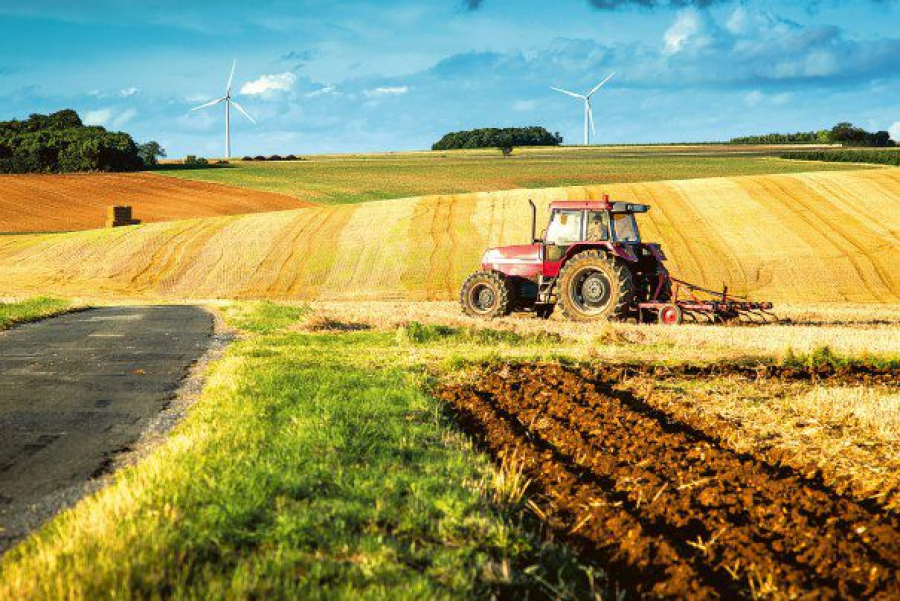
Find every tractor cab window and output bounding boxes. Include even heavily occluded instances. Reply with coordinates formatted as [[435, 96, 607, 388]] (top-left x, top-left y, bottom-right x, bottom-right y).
[[586, 211, 610, 241], [611, 213, 640, 242], [545, 210, 584, 246]]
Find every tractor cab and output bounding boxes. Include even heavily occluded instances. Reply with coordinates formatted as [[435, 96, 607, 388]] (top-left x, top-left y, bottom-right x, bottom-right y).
[[464, 195, 668, 321], [542, 198, 647, 265]]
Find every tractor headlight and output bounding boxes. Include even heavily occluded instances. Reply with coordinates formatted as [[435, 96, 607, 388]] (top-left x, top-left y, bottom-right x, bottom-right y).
[[483, 249, 502, 263]]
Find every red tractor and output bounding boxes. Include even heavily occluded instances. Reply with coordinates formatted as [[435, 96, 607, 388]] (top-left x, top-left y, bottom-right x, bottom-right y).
[[460, 196, 773, 324]]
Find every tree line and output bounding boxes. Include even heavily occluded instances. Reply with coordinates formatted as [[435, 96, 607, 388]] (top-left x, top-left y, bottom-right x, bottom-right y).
[[0, 110, 166, 174], [781, 149, 900, 167], [432, 127, 562, 151], [731, 122, 896, 147]]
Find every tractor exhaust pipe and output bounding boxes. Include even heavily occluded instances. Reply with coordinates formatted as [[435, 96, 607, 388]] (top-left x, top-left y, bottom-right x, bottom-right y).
[[528, 199, 537, 243]]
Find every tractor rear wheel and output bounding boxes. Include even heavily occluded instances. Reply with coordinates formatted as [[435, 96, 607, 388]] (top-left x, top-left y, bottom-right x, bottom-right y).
[[557, 250, 635, 322], [460, 271, 514, 319]]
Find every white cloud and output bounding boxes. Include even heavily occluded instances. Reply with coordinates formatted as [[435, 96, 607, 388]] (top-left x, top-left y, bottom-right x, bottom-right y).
[[82, 107, 137, 129], [664, 9, 705, 55], [513, 99, 539, 112], [890, 122, 900, 143], [364, 85, 408, 98], [119, 87, 139, 97], [306, 85, 336, 98], [113, 108, 137, 128], [240, 72, 296, 97], [83, 108, 112, 126], [744, 90, 764, 107]]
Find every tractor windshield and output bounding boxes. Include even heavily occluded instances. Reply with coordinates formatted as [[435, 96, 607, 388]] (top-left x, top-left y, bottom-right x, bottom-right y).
[[611, 213, 640, 242], [546, 210, 584, 245]]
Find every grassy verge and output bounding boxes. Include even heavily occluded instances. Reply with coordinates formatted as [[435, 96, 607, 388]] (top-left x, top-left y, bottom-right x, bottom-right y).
[[0, 297, 71, 330], [0, 302, 595, 598]]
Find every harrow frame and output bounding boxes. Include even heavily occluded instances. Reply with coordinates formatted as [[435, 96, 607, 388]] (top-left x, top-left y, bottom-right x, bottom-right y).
[[638, 277, 776, 325]]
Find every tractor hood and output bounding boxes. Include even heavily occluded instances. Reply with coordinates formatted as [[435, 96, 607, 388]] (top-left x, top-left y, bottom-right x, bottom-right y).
[[481, 244, 542, 277]]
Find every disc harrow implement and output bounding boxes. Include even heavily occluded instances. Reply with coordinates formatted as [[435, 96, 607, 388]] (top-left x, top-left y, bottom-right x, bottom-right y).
[[639, 277, 776, 325]]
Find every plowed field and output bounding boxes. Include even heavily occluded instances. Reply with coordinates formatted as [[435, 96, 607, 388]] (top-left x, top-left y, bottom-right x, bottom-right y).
[[439, 364, 900, 598], [0, 168, 898, 302], [0, 172, 308, 233]]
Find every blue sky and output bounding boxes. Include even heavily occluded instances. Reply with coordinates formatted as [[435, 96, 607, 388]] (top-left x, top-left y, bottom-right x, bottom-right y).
[[1, 0, 899, 157]]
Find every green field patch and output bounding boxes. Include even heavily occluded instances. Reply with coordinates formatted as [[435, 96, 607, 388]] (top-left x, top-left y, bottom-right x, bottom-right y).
[[153, 147, 868, 205], [0, 296, 71, 330]]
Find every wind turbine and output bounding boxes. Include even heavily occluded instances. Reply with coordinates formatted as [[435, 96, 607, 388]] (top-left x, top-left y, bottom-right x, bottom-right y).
[[551, 72, 616, 146], [191, 60, 257, 159]]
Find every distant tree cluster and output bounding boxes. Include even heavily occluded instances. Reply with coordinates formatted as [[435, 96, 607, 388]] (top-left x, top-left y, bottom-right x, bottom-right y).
[[241, 154, 304, 161], [731, 122, 896, 147], [432, 127, 563, 151], [781, 149, 900, 166], [0, 110, 157, 174]]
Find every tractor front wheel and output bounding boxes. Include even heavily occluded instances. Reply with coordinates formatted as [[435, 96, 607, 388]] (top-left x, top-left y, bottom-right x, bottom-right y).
[[557, 251, 635, 322], [460, 271, 514, 319]]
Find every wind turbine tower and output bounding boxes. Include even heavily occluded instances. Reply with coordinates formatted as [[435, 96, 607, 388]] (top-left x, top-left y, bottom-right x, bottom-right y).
[[551, 72, 616, 146], [191, 60, 257, 159]]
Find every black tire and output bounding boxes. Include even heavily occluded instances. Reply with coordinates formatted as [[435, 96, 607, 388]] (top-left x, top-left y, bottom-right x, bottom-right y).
[[460, 271, 514, 319], [557, 250, 635, 322], [535, 304, 554, 319]]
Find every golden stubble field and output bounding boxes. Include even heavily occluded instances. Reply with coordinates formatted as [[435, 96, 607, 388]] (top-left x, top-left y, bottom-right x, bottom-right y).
[[0, 168, 898, 303]]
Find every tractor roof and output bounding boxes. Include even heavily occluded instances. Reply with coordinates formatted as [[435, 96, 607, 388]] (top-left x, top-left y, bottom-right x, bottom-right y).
[[549, 198, 650, 213]]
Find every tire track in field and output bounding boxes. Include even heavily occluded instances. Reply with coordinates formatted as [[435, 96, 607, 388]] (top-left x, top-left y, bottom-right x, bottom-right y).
[[785, 175, 900, 300], [737, 176, 895, 303], [627, 182, 713, 285], [285, 206, 354, 298], [127, 221, 208, 290], [399, 195, 455, 299], [837, 171, 900, 242], [262, 209, 329, 297], [153, 219, 236, 293]]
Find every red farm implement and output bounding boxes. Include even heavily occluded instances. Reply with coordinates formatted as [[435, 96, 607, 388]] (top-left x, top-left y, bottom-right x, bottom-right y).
[[638, 278, 776, 325], [460, 196, 775, 325]]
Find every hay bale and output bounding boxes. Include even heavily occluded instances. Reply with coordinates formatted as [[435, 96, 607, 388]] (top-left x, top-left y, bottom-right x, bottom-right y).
[[105, 205, 141, 228]]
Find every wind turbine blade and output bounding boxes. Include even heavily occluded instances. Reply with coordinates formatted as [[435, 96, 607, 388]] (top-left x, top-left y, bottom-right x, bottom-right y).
[[226, 59, 237, 95], [190, 97, 226, 111], [551, 86, 585, 99], [230, 100, 257, 125], [586, 72, 616, 97]]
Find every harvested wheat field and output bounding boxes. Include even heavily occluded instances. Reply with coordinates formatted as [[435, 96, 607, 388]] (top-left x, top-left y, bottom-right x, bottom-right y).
[[0, 168, 899, 302], [0, 172, 309, 233]]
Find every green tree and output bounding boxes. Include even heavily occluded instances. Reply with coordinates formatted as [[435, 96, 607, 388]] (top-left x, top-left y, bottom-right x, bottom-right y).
[[138, 141, 166, 166]]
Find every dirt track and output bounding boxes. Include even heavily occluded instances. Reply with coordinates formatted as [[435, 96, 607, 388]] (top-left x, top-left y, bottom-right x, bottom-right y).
[[439, 364, 900, 598]]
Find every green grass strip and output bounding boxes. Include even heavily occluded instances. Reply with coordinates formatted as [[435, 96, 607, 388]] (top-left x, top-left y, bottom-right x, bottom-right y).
[[0, 304, 593, 598], [0, 296, 71, 330]]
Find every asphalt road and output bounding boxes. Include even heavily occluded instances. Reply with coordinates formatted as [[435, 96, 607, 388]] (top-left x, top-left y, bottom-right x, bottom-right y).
[[0, 306, 213, 553]]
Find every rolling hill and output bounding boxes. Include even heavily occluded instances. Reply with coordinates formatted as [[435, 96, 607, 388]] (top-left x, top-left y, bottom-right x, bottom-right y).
[[0, 168, 898, 303], [0, 172, 309, 233]]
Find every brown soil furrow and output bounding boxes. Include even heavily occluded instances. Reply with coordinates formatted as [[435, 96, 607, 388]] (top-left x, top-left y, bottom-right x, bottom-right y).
[[439, 364, 900, 598], [444, 379, 722, 597]]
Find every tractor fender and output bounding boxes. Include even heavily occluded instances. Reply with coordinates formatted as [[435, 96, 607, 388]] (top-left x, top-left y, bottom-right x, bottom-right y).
[[644, 243, 667, 262], [559, 242, 638, 266]]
